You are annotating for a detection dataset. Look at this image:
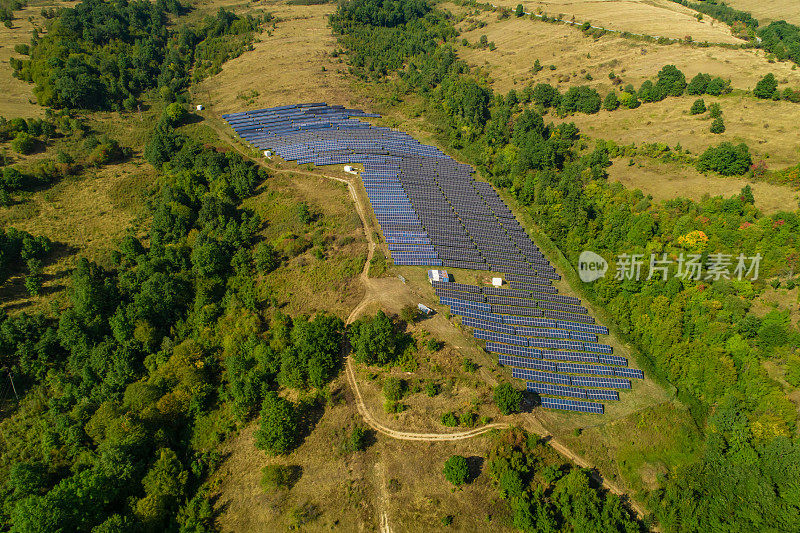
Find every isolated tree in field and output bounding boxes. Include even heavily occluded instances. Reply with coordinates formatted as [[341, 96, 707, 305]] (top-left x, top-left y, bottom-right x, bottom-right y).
[[515, 4, 524, 16], [603, 91, 619, 111], [494, 383, 523, 414], [753, 73, 778, 99], [690, 98, 706, 115], [443, 455, 469, 486], [710, 117, 726, 134], [708, 102, 722, 118], [254, 392, 298, 455]]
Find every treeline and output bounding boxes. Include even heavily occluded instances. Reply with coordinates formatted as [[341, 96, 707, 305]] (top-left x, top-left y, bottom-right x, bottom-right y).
[[332, 1, 800, 529], [671, 0, 800, 65], [11, 0, 266, 110]]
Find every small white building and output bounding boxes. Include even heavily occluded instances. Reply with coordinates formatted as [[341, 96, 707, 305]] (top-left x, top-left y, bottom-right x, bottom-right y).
[[344, 165, 358, 174], [492, 277, 503, 287], [196, 104, 204, 111], [263, 150, 272, 159], [428, 269, 450, 283], [418, 303, 433, 315]]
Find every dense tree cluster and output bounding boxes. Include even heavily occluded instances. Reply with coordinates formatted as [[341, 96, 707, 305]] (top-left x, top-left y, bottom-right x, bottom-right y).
[[489, 429, 639, 532], [11, 0, 265, 109], [697, 142, 751, 175]]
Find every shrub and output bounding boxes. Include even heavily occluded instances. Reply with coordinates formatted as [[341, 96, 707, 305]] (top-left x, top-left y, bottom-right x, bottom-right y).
[[462, 358, 478, 373], [754, 73, 778, 99], [441, 411, 458, 426], [687, 73, 710, 95], [165, 103, 188, 126], [400, 304, 420, 323], [494, 383, 523, 414], [710, 117, 726, 134], [559, 85, 601, 114], [383, 377, 405, 402], [656, 64, 686, 96], [515, 4, 524, 17], [443, 455, 469, 486], [260, 464, 300, 492], [709, 102, 722, 118], [697, 142, 752, 176], [11, 132, 36, 154], [426, 338, 443, 351], [343, 425, 370, 452], [425, 381, 439, 397], [603, 91, 619, 111], [690, 98, 706, 115]]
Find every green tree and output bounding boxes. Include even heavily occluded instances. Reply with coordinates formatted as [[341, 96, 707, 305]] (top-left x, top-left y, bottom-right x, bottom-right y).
[[603, 91, 619, 111], [443, 455, 469, 486], [710, 117, 726, 134], [165, 103, 188, 126], [11, 131, 36, 154], [656, 64, 687, 96], [690, 98, 707, 115], [515, 4, 524, 17], [754, 73, 778, 99], [254, 241, 279, 273], [709, 102, 722, 118], [494, 383, 523, 414], [383, 376, 405, 402], [254, 391, 299, 455], [349, 310, 399, 365], [687, 73, 710, 95], [697, 142, 752, 175]]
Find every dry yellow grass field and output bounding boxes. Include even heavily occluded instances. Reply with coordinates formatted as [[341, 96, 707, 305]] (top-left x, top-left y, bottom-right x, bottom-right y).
[[456, 15, 800, 95], [490, 0, 742, 43], [724, 0, 800, 25], [194, 1, 371, 117], [555, 93, 800, 169], [608, 157, 800, 214]]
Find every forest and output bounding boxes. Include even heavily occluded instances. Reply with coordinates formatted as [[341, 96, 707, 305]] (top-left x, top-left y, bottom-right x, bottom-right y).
[[331, 0, 800, 529]]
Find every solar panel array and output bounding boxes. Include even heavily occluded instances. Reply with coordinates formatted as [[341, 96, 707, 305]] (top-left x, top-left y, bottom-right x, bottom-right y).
[[223, 103, 643, 415], [435, 280, 645, 414]]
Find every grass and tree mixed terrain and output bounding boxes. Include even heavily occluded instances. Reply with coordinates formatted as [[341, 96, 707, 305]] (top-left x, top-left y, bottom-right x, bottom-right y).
[[0, 0, 799, 531]]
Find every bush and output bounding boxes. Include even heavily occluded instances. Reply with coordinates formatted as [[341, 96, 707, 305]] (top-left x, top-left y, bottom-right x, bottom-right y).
[[400, 304, 420, 323], [343, 425, 370, 452], [425, 381, 439, 397], [690, 98, 706, 115], [515, 4, 524, 17], [443, 455, 469, 486], [426, 338, 443, 351], [11, 132, 36, 154], [494, 383, 523, 415], [349, 311, 400, 365], [709, 102, 722, 118], [441, 411, 458, 426], [603, 91, 619, 111], [710, 117, 726, 134], [383, 377, 405, 402], [165, 103, 188, 126], [559, 85, 601, 114], [462, 358, 478, 373], [260, 464, 300, 492], [754, 73, 778, 99], [697, 142, 752, 176]]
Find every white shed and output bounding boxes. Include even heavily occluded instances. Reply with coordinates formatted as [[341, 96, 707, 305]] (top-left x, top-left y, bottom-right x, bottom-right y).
[[196, 104, 204, 111], [418, 303, 433, 315], [263, 150, 272, 159], [492, 277, 503, 287], [344, 165, 358, 174]]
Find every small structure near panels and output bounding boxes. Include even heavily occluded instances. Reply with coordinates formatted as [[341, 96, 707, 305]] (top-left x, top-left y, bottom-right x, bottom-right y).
[[428, 269, 449, 284]]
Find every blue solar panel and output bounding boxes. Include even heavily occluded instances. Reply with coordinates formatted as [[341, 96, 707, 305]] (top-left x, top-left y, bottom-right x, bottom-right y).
[[540, 396, 604, 414]]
